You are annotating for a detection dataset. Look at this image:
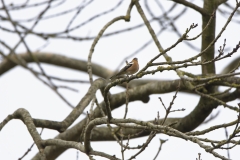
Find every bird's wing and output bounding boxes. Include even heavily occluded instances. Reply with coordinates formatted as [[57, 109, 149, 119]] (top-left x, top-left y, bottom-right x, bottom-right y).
[[117, 62, 133, 75], [110, 62, 133, 79]]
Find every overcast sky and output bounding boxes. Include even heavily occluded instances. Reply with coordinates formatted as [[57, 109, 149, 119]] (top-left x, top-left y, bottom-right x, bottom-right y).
[[0, 0, 240, 159]]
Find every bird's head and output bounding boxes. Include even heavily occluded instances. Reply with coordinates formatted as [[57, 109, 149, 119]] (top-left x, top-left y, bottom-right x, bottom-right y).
[[131, 58, 138, 62]]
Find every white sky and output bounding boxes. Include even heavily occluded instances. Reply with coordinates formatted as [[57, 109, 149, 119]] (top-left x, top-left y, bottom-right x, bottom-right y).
[[0, 0, 240, 159]]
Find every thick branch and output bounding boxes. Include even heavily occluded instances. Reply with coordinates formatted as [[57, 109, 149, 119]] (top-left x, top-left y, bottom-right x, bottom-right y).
[[201, 0, 217, 75], [172, 0, 209, 16], [0, 52, 112, 78]]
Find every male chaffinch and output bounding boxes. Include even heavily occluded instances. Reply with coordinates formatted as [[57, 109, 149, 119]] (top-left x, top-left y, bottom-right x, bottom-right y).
[[110, 58, 139, 80]]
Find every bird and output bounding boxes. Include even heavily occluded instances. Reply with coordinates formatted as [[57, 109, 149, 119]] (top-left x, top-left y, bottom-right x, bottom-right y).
[[110, 58, 139, 80]]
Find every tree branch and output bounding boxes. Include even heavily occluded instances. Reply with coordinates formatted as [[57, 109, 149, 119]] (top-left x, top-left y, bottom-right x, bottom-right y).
[[172, 0, 209, 16]]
